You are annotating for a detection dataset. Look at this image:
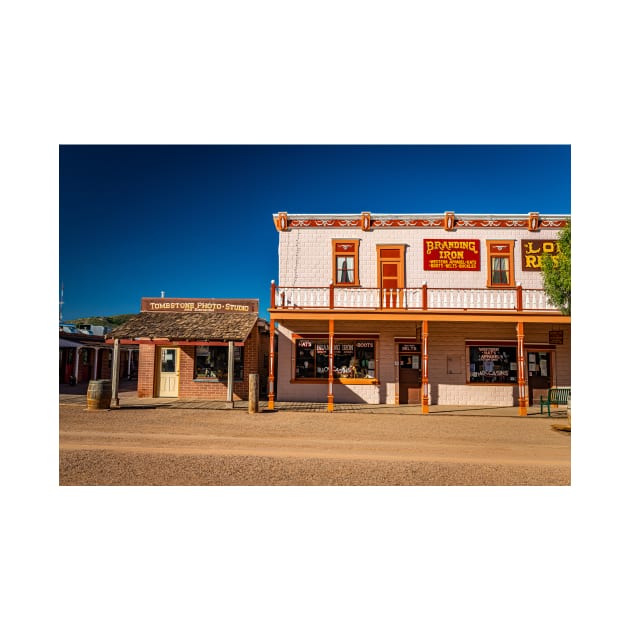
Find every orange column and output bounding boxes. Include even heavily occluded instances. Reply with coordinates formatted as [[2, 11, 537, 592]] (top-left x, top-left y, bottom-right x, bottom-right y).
[[421, 320, 429, 414], [516, 321, 527, 416], [268, 318, 275, 410], [328, 319, 334, 412]]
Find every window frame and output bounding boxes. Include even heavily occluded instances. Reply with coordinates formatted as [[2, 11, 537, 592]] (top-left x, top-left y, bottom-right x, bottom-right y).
[[332, 239, 360, 287], [466, 342, 518, 385], [486, 240, 515, 287], [292, 336, 378, 384]]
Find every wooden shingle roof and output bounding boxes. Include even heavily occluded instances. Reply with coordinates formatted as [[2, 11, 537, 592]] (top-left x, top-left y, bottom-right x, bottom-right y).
[[107, 311, 259, 342]]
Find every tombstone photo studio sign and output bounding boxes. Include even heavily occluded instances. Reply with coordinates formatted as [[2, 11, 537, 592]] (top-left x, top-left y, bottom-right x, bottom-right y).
[[141, 298, 259, 313]]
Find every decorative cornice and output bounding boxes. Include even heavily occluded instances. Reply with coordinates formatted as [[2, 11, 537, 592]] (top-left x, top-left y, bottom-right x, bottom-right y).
[[273, 212, 569, 231]]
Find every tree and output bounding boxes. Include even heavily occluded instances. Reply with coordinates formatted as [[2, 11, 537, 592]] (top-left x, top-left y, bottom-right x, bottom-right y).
[[541, 220, 571, 315]]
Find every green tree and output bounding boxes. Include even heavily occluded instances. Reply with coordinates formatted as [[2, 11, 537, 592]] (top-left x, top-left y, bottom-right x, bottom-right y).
[[541, 220, 571, 315]]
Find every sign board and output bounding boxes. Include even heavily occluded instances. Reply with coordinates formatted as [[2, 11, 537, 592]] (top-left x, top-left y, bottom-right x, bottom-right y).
[[548, 330, 564, 345], [521, 240, 559, 271], [423, 239, 480, 271], [141, 298, 259, 313]]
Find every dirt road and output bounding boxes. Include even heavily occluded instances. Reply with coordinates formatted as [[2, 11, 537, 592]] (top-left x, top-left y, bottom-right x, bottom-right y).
[[59, 405, 570, 485]]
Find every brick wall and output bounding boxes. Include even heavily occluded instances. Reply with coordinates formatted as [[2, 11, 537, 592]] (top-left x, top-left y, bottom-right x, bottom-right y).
[[137, 343, 156, 397], [135, 328, 266, 400]]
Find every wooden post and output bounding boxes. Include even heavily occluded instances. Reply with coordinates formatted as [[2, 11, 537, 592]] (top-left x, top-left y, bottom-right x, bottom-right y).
[[329, 282, 335, 310], [249, 374, 259, 413], [226, 340, 234, 408], [328, 319, 334, 412], [516, 321, 527, 416], [270, 280, 276, 309], [516, 283, 523, 312], [422, 282, 428, 311], [110, 338, 120, 408], [421, 320, 429, 414], [268, 319, 275, 410]]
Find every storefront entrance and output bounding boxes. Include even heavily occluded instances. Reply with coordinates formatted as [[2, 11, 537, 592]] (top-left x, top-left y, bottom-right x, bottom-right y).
[[527, 349, 553, 404], [398, 343, 421, 404], [158, 347, 179, 397]]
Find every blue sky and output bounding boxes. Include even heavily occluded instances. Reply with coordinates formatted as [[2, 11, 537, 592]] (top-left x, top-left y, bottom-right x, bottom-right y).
[[59, 144, 570, 320]]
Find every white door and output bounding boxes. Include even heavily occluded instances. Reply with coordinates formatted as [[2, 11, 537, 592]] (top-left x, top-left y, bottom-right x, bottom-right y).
[[158, 347, 179, 397]]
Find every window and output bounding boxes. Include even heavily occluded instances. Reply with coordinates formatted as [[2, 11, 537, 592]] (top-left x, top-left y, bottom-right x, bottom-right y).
[[295, 339, 376, 380], [195, 346, 243, 381], [467, 345, 517, 383], [332, 240, 360, 286], [486, 241, 515, 287]]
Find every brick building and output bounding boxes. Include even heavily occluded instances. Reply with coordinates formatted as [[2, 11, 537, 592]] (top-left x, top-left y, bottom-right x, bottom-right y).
[[267, 211, 570, 414], [107, 298, 269, 400]]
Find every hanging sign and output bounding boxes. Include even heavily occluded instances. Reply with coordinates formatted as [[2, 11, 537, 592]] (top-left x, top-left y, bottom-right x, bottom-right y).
[[423, 239, 480, 271]]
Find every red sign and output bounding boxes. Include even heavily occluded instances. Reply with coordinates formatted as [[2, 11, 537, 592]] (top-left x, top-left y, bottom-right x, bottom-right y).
[[423, 239, 481, 271]]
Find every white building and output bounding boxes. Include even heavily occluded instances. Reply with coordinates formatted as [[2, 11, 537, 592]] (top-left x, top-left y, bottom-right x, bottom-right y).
[[267, 211, 570, 414]]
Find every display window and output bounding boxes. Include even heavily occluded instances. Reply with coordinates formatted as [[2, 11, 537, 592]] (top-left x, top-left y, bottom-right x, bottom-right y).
[[467, 345, 517, 383], [195, 345, 243, 381], [295, 338, 376, 380]]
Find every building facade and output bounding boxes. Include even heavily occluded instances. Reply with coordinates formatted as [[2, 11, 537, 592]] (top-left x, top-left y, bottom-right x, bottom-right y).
[[268, 211, 570, 414], [107, 297, 269, 400]]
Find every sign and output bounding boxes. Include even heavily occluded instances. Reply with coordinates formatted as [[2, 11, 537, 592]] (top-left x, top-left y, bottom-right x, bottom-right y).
[[521, 240, 559, 271], [141, 297, 259, 313], [549, 330, 564, 344], [423, 239, 480, 271], [399, 343, 421, 353]]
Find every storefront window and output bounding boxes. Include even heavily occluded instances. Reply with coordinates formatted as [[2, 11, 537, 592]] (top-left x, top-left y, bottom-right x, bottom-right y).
[[195, 346, 243, 381], [468, 345, 517, 383], [295, 339, 376, 380]]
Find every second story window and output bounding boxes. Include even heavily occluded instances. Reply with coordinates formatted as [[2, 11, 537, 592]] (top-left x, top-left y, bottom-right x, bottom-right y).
[[332, 240, 360, 286], [486, 241, 515, 287]]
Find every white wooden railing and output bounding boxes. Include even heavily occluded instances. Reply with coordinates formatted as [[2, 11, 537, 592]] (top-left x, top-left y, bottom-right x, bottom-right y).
[[271, 283, 561, 312]]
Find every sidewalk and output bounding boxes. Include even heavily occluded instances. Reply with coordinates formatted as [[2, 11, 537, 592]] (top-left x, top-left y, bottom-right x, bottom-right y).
[[59, 381, 567, 417]]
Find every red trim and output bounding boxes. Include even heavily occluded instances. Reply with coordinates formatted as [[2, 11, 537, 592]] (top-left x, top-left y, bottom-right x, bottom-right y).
[[283, 217, 568, 229], [107, 339, 245, 346]]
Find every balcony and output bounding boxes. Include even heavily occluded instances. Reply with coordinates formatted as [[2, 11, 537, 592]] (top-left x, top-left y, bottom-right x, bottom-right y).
[[270, 282, 558, 312]]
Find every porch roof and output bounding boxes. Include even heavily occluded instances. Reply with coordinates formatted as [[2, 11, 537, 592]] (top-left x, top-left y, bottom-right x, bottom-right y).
[[106, 311, 260, 342]]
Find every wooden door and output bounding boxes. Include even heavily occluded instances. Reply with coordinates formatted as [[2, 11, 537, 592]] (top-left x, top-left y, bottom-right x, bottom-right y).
[[158, 347, 180, 397], [377, 246, 405, 308]]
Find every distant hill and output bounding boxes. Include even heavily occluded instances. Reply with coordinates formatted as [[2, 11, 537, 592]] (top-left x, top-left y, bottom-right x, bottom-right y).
[[67, 314, 136, 328]]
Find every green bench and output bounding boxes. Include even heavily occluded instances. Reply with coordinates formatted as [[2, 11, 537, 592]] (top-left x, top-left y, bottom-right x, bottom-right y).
[[540, 387, 571, 416]]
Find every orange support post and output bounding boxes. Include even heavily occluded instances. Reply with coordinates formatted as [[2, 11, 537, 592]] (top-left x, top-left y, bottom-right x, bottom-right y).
[[421, 320, 429, 414], [328, 319, 334, 411], [516, 321, 527, 416], [268, 318, 275, 410]]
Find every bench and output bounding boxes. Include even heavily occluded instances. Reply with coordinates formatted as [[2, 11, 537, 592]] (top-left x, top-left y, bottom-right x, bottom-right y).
[[540, 387, 571, 416]]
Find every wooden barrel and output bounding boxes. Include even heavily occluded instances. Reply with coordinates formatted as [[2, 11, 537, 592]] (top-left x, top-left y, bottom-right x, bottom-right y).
[[87, 379, 112, 410]]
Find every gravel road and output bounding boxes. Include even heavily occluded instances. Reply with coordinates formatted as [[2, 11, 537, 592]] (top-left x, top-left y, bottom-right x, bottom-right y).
[[59, 404, 571, 486]]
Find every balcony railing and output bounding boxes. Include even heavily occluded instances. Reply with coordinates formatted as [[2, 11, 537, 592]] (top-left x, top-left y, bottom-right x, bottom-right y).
[[270, 282, 559, 312]]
